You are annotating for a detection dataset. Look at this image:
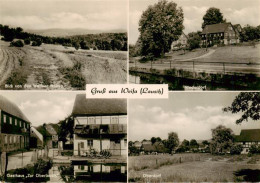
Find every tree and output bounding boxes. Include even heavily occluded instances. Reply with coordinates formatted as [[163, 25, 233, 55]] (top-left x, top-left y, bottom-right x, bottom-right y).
[[211, 125, 234, 154], [202, 140, 210, 147], [24, 38, 30, 45], [166, 132, 179, 153], [80, 41, 89, 50], [187, 31, 201, 50], [190, 139, 199, 149], [139, 0, 184, 58], [223, 92, 260, 124], [151, 137, 157, 144], [202, 7, 226, 29]]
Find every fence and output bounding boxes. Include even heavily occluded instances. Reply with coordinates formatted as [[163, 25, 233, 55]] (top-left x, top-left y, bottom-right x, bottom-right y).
[[132, 59, 260, 75]]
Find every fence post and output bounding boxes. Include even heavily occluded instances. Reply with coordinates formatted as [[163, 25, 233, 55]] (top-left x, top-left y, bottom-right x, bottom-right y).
[[193, 61, 195, 76], [223, 63, 225, 74]]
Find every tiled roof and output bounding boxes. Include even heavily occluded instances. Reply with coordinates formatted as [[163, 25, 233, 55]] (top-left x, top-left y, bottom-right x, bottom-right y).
[[72, 94, 127, 116], [0, 95, 30, 122], [235, 129, 260, 142], [202, 23, 231, 34]]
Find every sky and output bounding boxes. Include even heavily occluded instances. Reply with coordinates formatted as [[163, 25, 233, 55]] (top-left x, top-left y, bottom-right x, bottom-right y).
[[0, 91, 84, 127], [0, 0, 127, 31], [129, 0, 260, 44], [129, 92, 260, 142]]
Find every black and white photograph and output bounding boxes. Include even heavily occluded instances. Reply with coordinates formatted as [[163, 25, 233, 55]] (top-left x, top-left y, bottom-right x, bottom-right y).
[[128, 92, 260, 182], [129, 0, 260, 90], [0, 92, 127, 182], [0, 0, 127, 90]]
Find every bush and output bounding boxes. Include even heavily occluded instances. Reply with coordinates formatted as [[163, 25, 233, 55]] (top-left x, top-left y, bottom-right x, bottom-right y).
[[230, 144, 243, 155], [24, 38, 30, 45], [249, 144, 260, 154], [32, 38, 42, 46], [10, 40, 24, 47]]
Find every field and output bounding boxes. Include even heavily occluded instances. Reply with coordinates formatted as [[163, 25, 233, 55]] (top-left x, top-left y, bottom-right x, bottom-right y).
[[0, 40, 127, 90], [128, 154, 260, 182]]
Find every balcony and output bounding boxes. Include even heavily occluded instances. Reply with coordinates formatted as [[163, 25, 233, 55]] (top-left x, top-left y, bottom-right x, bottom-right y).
[[74, 124, 127, 136]]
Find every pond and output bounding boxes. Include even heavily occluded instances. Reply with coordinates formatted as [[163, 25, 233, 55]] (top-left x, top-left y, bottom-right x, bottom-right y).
[[129, 72, 251, 91], [50, 162, 127, 182]]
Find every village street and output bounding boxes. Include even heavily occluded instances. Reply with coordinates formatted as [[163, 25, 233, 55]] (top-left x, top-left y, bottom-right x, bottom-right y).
[[6, 148, 58, 171]]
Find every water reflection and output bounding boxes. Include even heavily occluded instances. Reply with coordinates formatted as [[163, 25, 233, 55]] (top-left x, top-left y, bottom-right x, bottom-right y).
[[58, 163, 127, 182], [129, 72, 249, 91]]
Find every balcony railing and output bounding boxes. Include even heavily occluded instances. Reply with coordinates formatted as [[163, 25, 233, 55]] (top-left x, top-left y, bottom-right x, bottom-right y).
[[74, 124, 127, 135]]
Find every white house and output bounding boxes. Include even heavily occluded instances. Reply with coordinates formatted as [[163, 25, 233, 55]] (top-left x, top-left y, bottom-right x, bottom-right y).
[[72, 95, 127, 156]]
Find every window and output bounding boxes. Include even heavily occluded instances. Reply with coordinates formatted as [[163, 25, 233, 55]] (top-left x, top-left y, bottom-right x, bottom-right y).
[[9, 116, 12, 124], [3, 115, 6, 123], [111, 116, 119, 124], [88, 117, 95, 124], [10, 136, 12, 143], [87, 140, 93, 147], [15, 119, 17, 126], [124, 139, 127, 147], [4, 135, 7, 144], [14, 136, 16, 143]]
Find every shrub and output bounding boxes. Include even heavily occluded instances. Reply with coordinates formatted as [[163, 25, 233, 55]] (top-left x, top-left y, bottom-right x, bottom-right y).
[[10, 40, 24, 47], [24, 38, 30, 45], [249, 144, 260, 154], [230, 144, 243, 155], [32, 38, 42, 46]]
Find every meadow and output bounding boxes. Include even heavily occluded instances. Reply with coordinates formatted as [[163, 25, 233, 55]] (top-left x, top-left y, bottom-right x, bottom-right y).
[[0, 40, 127, 90], [128, 153, 260, 182]]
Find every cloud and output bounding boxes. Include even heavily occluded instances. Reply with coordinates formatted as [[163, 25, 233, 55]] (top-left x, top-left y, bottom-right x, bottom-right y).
[[129, 104, 255, 142], [19, 97, 74, 126]]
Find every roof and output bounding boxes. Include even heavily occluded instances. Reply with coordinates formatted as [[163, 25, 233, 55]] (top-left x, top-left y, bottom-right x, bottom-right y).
[[235, 129, 260, 142], [142, 144, 156, 152], [45, 124, 58, 135], [0, 95, 30, 122], [202, 23, 232, 34], [72, 94, 127, 116]]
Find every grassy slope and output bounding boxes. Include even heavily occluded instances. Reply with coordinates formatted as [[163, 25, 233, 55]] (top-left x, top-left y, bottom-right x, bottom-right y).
[[0, 40, 127, 89]]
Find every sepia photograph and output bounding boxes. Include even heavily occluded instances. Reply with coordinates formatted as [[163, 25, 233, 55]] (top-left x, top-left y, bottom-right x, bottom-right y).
[[0, 0, 127, 90], [129, 0, 260, 90], [0, 92, 127, 182], [128, 92, 260, 182]]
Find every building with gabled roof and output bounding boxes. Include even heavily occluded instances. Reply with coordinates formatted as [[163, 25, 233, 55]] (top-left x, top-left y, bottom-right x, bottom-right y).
[[72, 94, 127, 156], [235, 129, 260, 154], [0, 95, 31, 152], [201, 22, 240, 46], [171, 31, 189, 50]]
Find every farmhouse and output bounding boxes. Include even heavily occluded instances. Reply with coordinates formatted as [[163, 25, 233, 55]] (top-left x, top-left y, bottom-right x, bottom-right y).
[[171, 31, 189, 50], [235, 129, 260, 154], [72, 94, 127, 156], [0, 95, 31, 152], [142, 141, 166, 154], [201, 22, 240, 46], [133, 141, 142, 149]]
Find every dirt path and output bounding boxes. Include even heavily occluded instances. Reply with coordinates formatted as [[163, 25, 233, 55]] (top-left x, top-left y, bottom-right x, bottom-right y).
[[176, 48, 216, 61]]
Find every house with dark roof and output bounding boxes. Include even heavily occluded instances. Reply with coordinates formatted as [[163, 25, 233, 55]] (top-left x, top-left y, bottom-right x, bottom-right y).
[[0, 95, 31, 152], [235, 129, 260, 154], [201, 22, 240, 46], [72, 94, 127, 156], [142, 141, 166, 154], [171, 31, 189, 50]]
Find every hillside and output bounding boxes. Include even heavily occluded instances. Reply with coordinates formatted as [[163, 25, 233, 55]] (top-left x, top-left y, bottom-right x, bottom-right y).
[[25, 28, 127, 37]]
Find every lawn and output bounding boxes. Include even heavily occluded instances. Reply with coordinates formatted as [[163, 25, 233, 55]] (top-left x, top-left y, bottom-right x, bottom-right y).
[[196, 44, 260, 64], [128, 153, 260, 182]]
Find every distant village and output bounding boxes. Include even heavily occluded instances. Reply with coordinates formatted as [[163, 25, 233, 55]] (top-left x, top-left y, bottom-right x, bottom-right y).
[[129, 128, 260, 156]]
